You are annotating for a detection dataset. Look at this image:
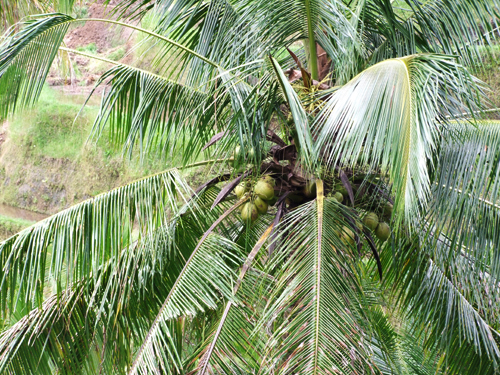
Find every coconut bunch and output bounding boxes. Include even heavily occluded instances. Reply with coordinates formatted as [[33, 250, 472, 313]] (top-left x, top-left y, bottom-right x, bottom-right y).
[[235, 176, 276, 222], [362, 205, 392, 242], [322, 179, 393, 246]]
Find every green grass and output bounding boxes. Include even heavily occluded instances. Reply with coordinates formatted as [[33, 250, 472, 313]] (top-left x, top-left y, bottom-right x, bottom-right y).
[[1, 85, 218, 214], [9, 87, 99, 159], [77, 42, 97, 55], [0, 215, 34, 241], [107, 46, 126, 61]]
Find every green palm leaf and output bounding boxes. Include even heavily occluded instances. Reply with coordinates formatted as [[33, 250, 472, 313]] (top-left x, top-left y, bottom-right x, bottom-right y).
[[129, 233, 243, 374], [0, 168, 192, 316], [258, 181, 373, 374], [0, 186, 239, 373], [313, 54, 485, 228]]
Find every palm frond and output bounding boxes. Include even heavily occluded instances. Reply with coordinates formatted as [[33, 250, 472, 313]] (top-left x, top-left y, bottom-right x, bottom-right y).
[[194, 223, 275, 374], [358, 0, 500, 68], [395, 120, 500, 372], [428, 121, 500, 286], [259, 181, 374, 374], [0, 168, 192, 317], [367, 306, 405, 375], [313, 54, 485, 228], [0, 285, 97, 374], [270, 56, 315, 167], [0, 13, 73, 118], [129, 234, 243, 374], [0, 186, 240, 373], [394, 243, 500, 374], [0, 0, 76, 26]]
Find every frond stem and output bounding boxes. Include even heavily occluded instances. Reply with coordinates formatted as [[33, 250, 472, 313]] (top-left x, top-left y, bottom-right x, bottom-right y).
[[81, 18, 220, 68], [304, 0, 319, 80], [313, 179, 324, 373]]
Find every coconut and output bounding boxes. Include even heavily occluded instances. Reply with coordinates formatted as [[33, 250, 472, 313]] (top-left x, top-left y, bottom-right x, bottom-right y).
[[334, 192, 343, 203], [254, 197, 269, 214], [355, 220, 364, 232], [383, 203, 393, 218], [262, 175, 276, 186], [341, 226, 355, 246], [254, 180, 275, 200], [363, 212, 379, 231], [335, 184, 349, 197], [375, 222, 390, 241], [234, 184, 246, 199], [241, 203, 259, 222]]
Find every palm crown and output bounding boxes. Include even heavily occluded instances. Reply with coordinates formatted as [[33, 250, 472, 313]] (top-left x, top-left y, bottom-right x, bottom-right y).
[[0, 0, 500, 374]]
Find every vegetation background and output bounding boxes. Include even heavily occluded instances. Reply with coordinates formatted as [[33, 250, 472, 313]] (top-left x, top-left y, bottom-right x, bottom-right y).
[[0, 0, 220, 239]]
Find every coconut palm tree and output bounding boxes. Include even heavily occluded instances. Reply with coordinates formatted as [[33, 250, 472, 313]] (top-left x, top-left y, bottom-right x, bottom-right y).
[[0, 0, 500, 373]]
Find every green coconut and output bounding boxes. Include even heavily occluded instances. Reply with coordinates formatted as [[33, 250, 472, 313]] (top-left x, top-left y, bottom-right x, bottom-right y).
[[383, 203, 393, 218], [335, 184, 349, 197], [234, 184, 246, 199], [375, 222, 391, 241], [254, 180, 275, 200], [241, 203, 259, 222], [303, 180, 317, 198], [254, 197, 269, 214], [363, 212, 379, 231], [262, 175, 276, 186], [334, 192, 343, 203], [341, 226, 355, 246], [355, 220, 364, 232]]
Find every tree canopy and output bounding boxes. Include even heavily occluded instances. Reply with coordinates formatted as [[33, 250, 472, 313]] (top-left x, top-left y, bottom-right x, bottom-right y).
[[0, 0, 500, 374]]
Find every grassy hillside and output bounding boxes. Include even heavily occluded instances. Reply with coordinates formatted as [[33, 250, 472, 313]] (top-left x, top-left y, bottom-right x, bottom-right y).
[[0, 215, 35, 240], [0, 86, 214, 218]]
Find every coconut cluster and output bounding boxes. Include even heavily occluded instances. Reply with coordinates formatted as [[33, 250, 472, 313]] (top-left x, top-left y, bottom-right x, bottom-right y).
[[235, 176, 276, 223], [327, 184, 393, 246], [362, 208, 391, 242]]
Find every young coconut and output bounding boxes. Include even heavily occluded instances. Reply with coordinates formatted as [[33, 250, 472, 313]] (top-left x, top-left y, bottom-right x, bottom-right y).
[[375, 222, 391, 241], [262, 175, 276, 186], [254, 197, 269, 214], [363, 212, 379, 231], [341, 226, 355, 246], [334, 192, 343, 203], [254, 179, 275, 200], [383, 203, 393, 218], [335, 184, 349, 197], [241, 202, 259, 222], [234, 184, 246, 199]]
